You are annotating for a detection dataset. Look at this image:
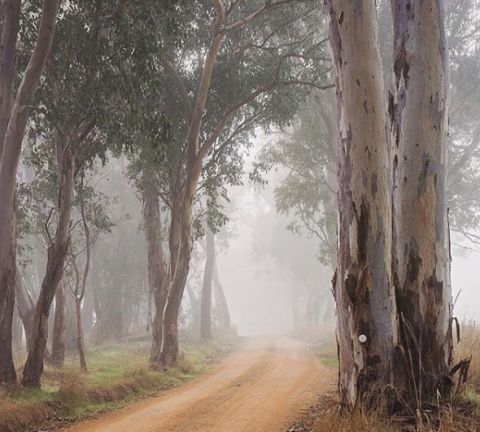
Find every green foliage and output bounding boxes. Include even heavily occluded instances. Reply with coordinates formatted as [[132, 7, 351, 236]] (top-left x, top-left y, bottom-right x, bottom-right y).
[[446, 0, 480, 244], [105, 0, 332, 237], [254, 90, 337, 264]]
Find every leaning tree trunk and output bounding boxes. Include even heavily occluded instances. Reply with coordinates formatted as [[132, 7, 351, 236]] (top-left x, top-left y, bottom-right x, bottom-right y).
[[391, 0, 453, 402], [0, 0, 21, 152], [160, 227, 191, 366], [160, 168, 201, 366], [200, 227, 215, 339], [15, 270, 34, 352], [213, 265, 231, 330], [49, 280, 66, 367], [160, 1, 225, 365], [75, 299, 87, 372], [22, 142, 75, 388], [327, 0, 398, 408], [142, 168, 168, 367], [0, 0, 60, 384]]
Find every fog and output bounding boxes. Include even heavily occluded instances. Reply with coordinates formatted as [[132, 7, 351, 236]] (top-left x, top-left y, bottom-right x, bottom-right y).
[[2, 2, 479, 414]]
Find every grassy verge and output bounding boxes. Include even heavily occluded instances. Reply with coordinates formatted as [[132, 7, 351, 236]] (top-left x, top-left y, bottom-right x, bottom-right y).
[[289, 322, 480, 431], [0, 336, 238, 432]]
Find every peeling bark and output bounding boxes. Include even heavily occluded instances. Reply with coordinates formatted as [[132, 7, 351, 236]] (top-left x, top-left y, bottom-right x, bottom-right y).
[[391, 0, 453, 402], [326, 0, 398, 407]]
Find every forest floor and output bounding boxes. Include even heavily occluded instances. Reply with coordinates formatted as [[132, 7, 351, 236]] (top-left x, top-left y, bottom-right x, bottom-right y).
[[54, 336, 336, 432], [0, 337, 237, 432]]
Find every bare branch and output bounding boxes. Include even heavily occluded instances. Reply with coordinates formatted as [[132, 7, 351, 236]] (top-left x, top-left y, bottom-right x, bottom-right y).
[[223, 0, 297, 32], [160, 57, 192, 123]]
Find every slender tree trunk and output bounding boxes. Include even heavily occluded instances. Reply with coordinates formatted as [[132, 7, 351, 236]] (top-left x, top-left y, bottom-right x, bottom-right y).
[[187, 283, 200, 336], [327, 0, 398, 407], [213, 265, 230, 329], [391, 0, 453, 402], [81, 286, 94, 340], [75, 300, 87, 372], [0, 0, 60, 385], [142, 168, 168, 367], [12, 306, 22, 353], [15, 270, 34, 352], [22, 141, 75, 388], [200, 228, 215, 339], [160, 177, 198, 366], [160, 1, 225, 366], [65, 294, 77, 351], [49, 281, 66, 367]]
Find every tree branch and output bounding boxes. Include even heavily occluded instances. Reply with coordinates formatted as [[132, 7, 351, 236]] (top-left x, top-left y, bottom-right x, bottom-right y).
[[160, 57, 192, 123], [186, 0, 226, 164]]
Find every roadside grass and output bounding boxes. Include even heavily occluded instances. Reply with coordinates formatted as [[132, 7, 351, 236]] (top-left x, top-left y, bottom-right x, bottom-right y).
[[0, 336, 238, 432], [290, 323, 338, 369], [289, 321, 480, 431]]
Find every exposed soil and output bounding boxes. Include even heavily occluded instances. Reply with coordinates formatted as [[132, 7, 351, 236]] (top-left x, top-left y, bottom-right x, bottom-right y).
[[61, 336, 335, 432]]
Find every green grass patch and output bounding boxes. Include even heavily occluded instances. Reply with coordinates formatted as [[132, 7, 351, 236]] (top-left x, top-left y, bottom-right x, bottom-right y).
[[1, 336, 238, 432]]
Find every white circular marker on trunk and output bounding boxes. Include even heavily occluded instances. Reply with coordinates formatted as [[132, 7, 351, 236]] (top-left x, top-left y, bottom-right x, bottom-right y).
[[359, 334, 367, 343]]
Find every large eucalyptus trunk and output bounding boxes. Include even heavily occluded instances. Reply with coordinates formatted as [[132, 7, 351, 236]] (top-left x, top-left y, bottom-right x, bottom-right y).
[[0, 0, 60, 384], [142, 168, 168, 367], [327, 0, 398, 407], [391, 0, 453, 401], [49, 281, 66, 367], [200, 227, 215, 339], [22, 142, 75, 388]]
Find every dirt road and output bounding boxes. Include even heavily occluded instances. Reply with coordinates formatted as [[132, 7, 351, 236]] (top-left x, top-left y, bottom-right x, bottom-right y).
[[63, 337, 334, 432]]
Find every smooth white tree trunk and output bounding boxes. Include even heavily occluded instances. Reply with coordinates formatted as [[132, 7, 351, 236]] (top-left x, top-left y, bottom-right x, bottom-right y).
[[326, 0, 398, 407]]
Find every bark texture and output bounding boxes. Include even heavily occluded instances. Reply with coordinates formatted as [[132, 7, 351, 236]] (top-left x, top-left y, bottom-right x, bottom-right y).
[[22, 142, 74, 388], [142, 168, 168, 366], [327, 0, 398, 407], [390, 0, 453, 401], [0, 0, 60, 384]]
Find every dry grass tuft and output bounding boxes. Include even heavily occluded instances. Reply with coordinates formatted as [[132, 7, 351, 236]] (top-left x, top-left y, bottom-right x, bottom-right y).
[[0, 392, 54, 432], [456, 321, 480, 392], [289, 321, 480, 432], [290, 396, 480, 432]]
